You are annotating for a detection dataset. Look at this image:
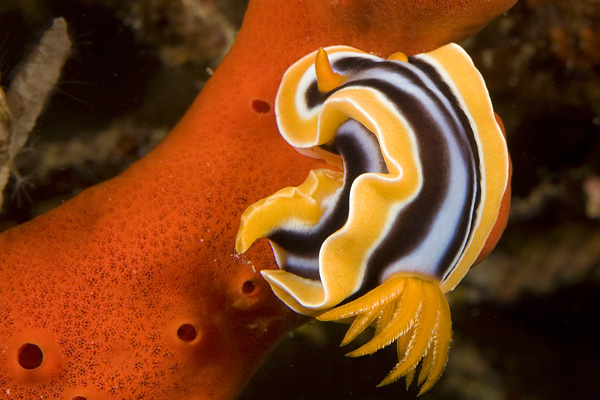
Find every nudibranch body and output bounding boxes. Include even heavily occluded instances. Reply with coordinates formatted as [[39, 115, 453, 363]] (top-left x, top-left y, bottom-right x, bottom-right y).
[[237, 43, 510, 395]]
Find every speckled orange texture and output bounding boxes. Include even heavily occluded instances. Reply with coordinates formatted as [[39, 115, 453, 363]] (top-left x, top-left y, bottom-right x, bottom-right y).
[[0, 0, 516, 399]]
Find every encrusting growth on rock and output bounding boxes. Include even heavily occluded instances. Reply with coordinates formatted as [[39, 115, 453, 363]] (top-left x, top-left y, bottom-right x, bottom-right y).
[[0, 17, 71, 208]]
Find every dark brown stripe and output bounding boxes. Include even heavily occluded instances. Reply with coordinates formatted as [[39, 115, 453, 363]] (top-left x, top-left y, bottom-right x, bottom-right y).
[[282, 53, 482, 290], [268, 119, 387, 279], [357, 60, 480, 294]]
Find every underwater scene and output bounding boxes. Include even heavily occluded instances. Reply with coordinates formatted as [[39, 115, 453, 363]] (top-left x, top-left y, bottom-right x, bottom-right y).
[[1, 0, 599, 399]]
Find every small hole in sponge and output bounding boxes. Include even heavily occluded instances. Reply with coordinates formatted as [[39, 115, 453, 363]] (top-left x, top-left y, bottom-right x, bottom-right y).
[[177, 324, 197, 342], [242, 279, 256, 295], [71, 397, 88, 400], [17, 343, 43, 370], [251, 99, 270, 113]]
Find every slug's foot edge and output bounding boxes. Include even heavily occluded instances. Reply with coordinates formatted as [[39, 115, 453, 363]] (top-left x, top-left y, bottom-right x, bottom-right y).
[[317, 274, 452, 396]]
